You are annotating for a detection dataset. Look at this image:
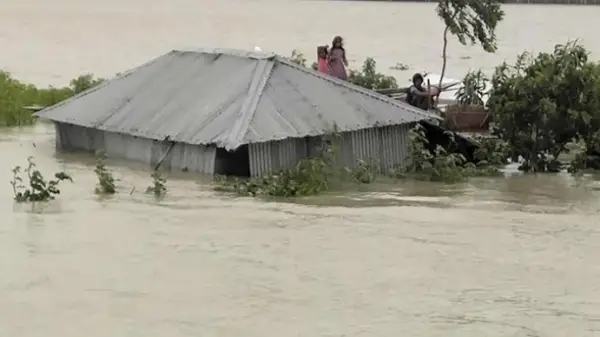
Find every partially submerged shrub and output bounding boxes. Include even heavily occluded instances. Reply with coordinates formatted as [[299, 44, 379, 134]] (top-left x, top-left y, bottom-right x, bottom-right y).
[[489, 41, 600, 173], [146, 169, 167, 197], [471, 135, 510, 166], [10, 156, 72, 202], [347, 159, 379, 184], [94, 151, 116, 194], [395, 124, 502, 183]]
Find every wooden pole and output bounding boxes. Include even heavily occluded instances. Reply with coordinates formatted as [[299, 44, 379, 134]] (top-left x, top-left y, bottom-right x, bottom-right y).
[[426, 79, 432, 111]]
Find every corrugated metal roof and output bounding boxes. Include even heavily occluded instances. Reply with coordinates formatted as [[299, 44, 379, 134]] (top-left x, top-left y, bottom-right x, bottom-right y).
[[36, 47, 441, 150]]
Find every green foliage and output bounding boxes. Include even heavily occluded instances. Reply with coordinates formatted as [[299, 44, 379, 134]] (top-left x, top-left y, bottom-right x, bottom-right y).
[[395, 124, 501, 183], [471, 135, 510, 166], [435, 0, 504, 106], [455, 69, 489, 106], [94, 151, 116, 194], [10, 156, 72, 202], [347, 159, 379, 184], [348, 58, 398, 90], [146, 169, 167, 197], [68, 74, 104, 95], [436, 0, 505, 53], [0, 71, 104, 127], [488, 41, 600, 173]]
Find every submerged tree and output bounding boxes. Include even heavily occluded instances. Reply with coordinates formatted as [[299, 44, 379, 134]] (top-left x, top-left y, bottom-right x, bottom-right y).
[[488, 41, 600, 172], [435, 0, 504, 103]]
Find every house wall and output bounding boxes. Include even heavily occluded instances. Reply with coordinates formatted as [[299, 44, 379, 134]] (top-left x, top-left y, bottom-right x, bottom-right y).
[[54, 122, 217, 174], [248, 123, 413, 177]]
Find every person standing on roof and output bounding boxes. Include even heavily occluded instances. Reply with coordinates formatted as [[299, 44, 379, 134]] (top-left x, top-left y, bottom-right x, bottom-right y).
[[317, 45, 329, 74], [406, 73, 437, 110], [328, 36, 348, 81]]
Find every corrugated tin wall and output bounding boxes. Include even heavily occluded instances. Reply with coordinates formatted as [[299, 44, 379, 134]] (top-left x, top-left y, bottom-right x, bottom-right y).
[[55, 122, 217, 174], [378, 124, 412, 171], [248, 138, 307, 176], [247, 123, 414, 177]]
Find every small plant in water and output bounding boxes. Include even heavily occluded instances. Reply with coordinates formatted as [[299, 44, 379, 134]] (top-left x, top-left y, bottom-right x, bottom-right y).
[[94, 150, 116, 194], [146, 169, 167, 197], [10, 156, 72, 202]]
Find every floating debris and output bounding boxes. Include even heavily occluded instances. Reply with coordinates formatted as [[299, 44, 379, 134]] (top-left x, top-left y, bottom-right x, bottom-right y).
[[390, 62, 410, 71]]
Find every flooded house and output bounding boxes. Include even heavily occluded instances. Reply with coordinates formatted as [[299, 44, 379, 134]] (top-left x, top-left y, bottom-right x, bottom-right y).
[[35, 48, 441, 177]]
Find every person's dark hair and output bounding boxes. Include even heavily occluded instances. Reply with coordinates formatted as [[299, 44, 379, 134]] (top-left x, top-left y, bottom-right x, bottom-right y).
[[332, 36, 344, 50], [412, 73, 424, 84], [317, 45, 329, 58]]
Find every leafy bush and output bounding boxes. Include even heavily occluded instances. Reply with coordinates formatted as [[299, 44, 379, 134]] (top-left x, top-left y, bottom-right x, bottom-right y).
[[10, 156, 72, 202], [394, 124, 501, 183], [348, 58, 398, 90], [488, 41, 600, 173], [471, 135, 510, 166], [147, 169, 167, 197]]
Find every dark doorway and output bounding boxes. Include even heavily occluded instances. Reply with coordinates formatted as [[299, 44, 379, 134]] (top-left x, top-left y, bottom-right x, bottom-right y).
[[214, 145, 251, 177]]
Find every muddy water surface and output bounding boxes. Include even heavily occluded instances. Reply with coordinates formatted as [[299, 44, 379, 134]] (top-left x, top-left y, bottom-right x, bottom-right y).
[[3, 0, 600, 336], [3, 125, 600, 337]]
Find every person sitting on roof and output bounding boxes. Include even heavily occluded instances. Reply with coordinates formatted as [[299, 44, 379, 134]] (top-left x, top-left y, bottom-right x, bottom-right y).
[[406, 73, 437, 110]]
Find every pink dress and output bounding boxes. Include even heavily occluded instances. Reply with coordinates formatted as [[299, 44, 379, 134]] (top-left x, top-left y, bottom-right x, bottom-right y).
[[318, 58, 329, 73]]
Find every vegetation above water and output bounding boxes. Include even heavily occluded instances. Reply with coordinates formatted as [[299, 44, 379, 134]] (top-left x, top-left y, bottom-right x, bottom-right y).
[[9, 151, 169, 203], [488, 41, 600, 173], [10, 157, 72, 202], [147, 169, 167, 197], [0, 72, 104, 126], [94, 151, 116, 194], [434, 0, 504, 107], [393, 124, 503, 183], [215, 124, 504, 198]]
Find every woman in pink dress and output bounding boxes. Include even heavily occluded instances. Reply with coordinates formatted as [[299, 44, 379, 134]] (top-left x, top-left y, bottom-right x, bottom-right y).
[[317, 45, 329, 74], [328, 36, 348, 81]]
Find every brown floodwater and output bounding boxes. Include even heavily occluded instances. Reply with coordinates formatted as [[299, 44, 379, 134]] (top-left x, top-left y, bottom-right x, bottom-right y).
[[3, 123, 600, 337], [3, 0, 600, 336]]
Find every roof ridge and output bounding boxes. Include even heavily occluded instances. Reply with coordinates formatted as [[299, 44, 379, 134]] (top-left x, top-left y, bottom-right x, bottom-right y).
[[223, 58, 275, 150], [273, 55, 440, 121]]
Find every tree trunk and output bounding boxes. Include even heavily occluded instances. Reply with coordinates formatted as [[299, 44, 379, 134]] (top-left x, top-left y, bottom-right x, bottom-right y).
[[435, 25, 451, 109]]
